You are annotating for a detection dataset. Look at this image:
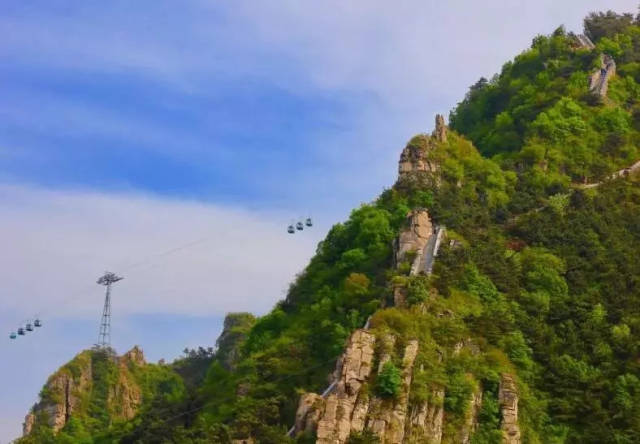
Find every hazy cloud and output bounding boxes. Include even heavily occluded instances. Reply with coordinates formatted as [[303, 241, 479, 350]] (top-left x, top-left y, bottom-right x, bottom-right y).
[[0, 184, 321, 321]]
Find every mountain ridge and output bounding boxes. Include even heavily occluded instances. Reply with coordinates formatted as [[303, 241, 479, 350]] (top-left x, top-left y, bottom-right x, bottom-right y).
[[18, 9, 640, 444]]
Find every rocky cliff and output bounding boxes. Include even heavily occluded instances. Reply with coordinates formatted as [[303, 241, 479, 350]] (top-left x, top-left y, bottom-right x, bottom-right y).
[[19, 12, 640, 442], [21, 346, 177, 438], [288, 121, 523, 442], [397, 115, 446, 186], [216, 312, 256, 371], [291, 327, 520, 444], [23, 350, 94, 435], [291, 329, 423, 444]]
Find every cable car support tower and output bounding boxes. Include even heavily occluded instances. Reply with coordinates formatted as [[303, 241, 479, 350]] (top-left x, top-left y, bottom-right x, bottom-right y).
[[96, 272, 123, 349]]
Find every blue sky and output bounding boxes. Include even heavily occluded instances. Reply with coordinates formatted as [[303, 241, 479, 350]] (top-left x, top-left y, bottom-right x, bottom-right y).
[[1, 0, 637, 441]]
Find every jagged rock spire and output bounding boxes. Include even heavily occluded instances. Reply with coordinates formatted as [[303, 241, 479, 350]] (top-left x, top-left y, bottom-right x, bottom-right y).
[[434, 114, 447, 142]]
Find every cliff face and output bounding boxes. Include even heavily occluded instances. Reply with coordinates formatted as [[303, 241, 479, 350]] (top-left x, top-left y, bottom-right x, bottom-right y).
[[216, 312, 256, 371], [499, 374, 521, 444], [289, 125, 523, 442], [397, 116, 444, 185], [24, 350, 93, 435], [23, 346, 151, 437], [292, 327, 520, 444], [21, 16, 640, 442], [293, 329, 422, 444]]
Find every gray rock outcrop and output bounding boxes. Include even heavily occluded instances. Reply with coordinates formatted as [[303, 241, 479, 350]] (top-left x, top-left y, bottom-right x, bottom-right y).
[[292, 332, 430, 444], [499, 374, 521, 444], [215, 312, 256, 371], [315, 329, 377, 443], [575, 34, 595, 50], [434, 114, 447, 142], [397, 115, 447, 184], [395, 210, 433, 269], [294, 393, 324, 436], [23, 352, 93, 435], [407, 387, 444, 443], [23, 347, 148, 437], [366, 340, 419, 443]]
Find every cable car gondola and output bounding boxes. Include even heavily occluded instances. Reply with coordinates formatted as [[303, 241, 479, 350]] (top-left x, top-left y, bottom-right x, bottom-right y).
[[26, 323, 33, 332], [10, 332, 17, 339], [34, 319, 42, 327], [18, 328, 25, 336], [305, 217, 313, 227], [296, 221, 304, 231], [287, 225, 295, 234]]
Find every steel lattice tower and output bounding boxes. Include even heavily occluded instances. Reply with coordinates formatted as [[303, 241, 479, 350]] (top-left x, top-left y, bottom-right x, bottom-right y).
[[96, 272, 123, 348]]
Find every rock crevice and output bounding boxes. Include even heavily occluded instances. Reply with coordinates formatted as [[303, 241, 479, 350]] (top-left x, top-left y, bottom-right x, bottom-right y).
[[23, 347, 148, 437]]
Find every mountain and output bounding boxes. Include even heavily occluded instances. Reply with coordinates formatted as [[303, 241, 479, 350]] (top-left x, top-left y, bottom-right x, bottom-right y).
[[19, 346, 186, 443], [18, 8, 640, 444]]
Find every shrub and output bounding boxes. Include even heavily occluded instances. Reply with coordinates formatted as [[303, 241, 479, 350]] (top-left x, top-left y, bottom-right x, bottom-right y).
[[348, 429, 381, 443], [376, 362, 402, 398]]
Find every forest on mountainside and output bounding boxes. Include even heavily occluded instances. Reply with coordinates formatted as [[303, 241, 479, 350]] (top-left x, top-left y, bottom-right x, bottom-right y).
[[19, 8, 640, 444]]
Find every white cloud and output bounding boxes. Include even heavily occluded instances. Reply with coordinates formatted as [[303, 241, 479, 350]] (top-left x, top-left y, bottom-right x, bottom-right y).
[[2, 2, 640, 441], [2, 1, 637, 207], [3, 1, 636, 104], [0, 184, 321, 322]]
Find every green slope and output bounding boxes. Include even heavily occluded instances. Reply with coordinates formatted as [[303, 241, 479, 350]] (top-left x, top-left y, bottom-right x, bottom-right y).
[[22, 8, 640, 444]]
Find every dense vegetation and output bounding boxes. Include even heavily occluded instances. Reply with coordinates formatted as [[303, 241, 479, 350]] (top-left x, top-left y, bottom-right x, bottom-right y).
[[19, 348, 188, 444], [21, 7, 640, 444], [450, 11, 640, 187]]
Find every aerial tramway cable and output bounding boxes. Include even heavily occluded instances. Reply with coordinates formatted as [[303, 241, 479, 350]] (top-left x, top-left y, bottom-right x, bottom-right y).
[[8, 212, 316, 342]]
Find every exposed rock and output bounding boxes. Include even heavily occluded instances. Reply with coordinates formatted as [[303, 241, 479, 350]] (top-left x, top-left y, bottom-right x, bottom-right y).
[[121, 345, 146, 366], [398, 137, 438, 183], [22, 412, 35, 437], [24, 351, 93, 434], [23, 347, 151, 438], [408, 388, 444, 444], [111, 355, 143, 420], [378, 335, 397, 373], [216, 312, 256, 371], [393, 284, 408, 307], [433, 114, 447, 143], [397, 114, 447, 185], [387, 340, 419, 443], [499, 374, 521, 444], [350, 394, 371, 434], [574, 33, 595, 50], [316, 329, 376, 444], [589, 54, 616, 97], [364, 340, 419, 443], [294, 393, 324, 435], [231, 439, 255, 444], [395, 210, 433, 274], [393, 209, 446, 284]]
